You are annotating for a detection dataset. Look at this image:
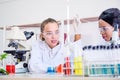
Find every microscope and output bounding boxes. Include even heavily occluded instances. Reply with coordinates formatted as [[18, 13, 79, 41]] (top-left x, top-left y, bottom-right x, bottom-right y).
[[4, 27, 34, 73]]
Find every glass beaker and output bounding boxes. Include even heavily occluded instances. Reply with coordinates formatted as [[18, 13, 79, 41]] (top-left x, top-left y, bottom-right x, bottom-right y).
[[5, 54, 15, 74]]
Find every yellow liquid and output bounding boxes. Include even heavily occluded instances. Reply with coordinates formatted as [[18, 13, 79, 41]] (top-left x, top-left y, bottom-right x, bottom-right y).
[[74, 56, 83, 75]]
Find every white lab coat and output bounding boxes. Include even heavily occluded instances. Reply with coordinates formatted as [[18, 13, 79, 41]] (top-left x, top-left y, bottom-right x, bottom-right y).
[[28, 40, 65, 73]]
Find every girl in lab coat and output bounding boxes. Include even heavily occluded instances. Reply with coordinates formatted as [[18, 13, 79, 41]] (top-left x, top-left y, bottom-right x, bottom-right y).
[[98, 8, 120, 43], [28, 18, 65, 73], [83, 8, 120, 76]]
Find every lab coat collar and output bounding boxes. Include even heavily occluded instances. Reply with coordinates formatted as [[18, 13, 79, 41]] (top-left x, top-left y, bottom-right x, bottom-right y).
[[43, 41, 61, 54]]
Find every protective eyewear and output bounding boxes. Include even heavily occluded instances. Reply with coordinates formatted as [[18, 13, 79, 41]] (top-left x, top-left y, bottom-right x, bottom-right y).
[[43, 30, 59, 37], [99, 26, 112, 32]]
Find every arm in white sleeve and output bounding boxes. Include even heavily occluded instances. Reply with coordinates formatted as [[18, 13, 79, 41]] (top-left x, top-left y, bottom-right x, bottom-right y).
[[28, 42, 49, 73]]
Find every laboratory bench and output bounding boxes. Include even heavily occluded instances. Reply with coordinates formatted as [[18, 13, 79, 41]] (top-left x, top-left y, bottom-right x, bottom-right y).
[[0, 73, 119, 80]]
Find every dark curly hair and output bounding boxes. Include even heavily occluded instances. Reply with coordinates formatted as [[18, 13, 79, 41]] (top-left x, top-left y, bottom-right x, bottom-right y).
[[99, 8, 120, 28]]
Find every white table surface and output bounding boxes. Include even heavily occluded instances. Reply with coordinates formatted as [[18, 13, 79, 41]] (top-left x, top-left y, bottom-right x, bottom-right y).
[[0, 73, 119, 80]]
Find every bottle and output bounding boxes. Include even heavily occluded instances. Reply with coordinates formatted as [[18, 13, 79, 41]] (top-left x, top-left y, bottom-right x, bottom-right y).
[[56, 64, 63, 74], [74, 55, 83, 75], [47, 67, 55, 74], [5, 54, 15, 74], [64, 46, 71, 75], [73, 44, 83, 75]]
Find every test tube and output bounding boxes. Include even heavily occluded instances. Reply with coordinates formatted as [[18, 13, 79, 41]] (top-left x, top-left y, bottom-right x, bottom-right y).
[[64, 57, 71, 75]]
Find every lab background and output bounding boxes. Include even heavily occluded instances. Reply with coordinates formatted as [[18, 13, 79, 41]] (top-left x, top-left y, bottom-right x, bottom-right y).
[[0, 0, 120, 54]]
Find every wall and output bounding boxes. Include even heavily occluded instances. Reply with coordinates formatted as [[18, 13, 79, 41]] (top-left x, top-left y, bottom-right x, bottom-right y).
[[0, 0, 120, 53], [0, 30, 4, 53], [0, 0, 120, 26], [3, 21, 104, 52], [64, 21, 104, 46]]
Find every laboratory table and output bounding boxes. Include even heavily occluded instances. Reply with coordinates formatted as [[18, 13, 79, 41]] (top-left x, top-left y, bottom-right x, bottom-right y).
[[0, 73, 119, 80]]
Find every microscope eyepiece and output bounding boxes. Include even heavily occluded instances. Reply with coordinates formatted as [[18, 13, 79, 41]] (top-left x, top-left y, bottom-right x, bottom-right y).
[[24, 31, 34, 40]]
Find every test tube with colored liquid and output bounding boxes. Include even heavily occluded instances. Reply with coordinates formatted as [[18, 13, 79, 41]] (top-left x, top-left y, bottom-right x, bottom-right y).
[[64, 57, 71, 75], [91, 65, 95, 75], [118, 64, 120, 75], [102, 64, 107, 75], [74, 56, 83, 75]]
